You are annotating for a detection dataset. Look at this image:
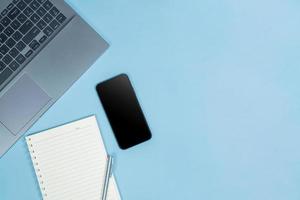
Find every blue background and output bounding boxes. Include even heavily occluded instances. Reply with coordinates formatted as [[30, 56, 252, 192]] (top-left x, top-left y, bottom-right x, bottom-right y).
[[1, 0, 300, 199]]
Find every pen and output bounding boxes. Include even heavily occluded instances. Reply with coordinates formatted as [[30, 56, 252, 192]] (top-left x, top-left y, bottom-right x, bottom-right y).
[[102, 155, 113, 200]]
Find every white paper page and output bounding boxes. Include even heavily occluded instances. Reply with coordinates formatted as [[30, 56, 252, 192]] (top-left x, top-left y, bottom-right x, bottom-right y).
[[26, 116, 121, 200]]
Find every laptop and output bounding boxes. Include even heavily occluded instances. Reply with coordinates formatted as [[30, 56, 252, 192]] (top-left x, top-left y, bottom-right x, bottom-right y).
[[0, 0, 109, 157]]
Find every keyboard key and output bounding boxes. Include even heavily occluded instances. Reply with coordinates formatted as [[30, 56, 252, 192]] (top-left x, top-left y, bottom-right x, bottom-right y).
[[16, 41, 26, 51], [6, 38, 16, 48], [30, 0, 40, 10], [11, 19, 21, 29], [0, 53, 2, 59], [56, 13, 66, 23], [36, 7, 46, 17], [0, 24, 4, 32], [43, 1, 53, 10], [0, 68, 13, 86], [17, 13, 26, 23], [43, 26, 53, 36], [0, 33, 8, 43], [29, 40, 40, 50], [37, 0, 46, 3], [43, 13, 53, 23], [37, 19, 46, 30], [24, 0, 33, 3], [12, 31, 22, 41], [0, 45, 9, 54], [9, 60, 20, 71], [0, 61, 5, 71], [16, 1, 27, 10], [13, 0, 20, 4], [7, 7, 20, 20], [19, 20, 33, 34], [7, 3, 14, 10], [16, 54, 26, 64], [24, 7, 34, 17], [1, 17, 11, 26], [49, 7, 59, 17], [1, 9, 8, 16], [49, 19, 59, 30], [25, 49, 33, 57], [4, 26, 14, 37], [9, 48, 19, 58], [3, 54, 13, 65], [30, 13, 40, 23], [39, 35, 47, 43], [23, 26, 40, 44]]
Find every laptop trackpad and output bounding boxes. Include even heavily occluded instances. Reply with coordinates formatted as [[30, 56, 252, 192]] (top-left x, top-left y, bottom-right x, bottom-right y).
[[0, 74, 51, 135]]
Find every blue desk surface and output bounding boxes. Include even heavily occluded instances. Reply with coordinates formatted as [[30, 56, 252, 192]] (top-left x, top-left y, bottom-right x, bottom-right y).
[[1, 0, 300, 199]]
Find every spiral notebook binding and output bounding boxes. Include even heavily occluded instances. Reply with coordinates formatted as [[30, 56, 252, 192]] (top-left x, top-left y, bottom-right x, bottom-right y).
[[27, 137, 48, 198]]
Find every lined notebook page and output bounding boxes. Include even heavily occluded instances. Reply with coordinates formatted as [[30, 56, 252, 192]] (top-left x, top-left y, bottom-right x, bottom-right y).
[[26, 116, 121, 200]]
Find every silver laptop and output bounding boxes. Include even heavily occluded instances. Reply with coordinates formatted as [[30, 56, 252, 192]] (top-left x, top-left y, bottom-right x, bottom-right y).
[[0, 0, 109, 157]]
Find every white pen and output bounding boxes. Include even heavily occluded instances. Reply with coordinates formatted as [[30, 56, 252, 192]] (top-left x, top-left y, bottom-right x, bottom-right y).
[[102, 155, 113, 200]]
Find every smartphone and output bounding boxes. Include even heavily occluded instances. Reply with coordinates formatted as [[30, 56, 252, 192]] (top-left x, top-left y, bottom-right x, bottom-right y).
[[96, 74, 152, 149]]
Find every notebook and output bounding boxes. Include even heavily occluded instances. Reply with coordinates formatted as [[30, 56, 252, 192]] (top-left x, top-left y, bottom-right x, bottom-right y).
[[25, 116, 121, 200]]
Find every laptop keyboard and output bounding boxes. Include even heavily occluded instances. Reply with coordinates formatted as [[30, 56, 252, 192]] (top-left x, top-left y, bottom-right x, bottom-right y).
[[0, 0, 67, 87]]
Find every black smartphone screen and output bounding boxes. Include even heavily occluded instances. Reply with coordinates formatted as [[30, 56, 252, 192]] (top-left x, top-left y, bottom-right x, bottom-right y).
[[96, 74, 152, 149]]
